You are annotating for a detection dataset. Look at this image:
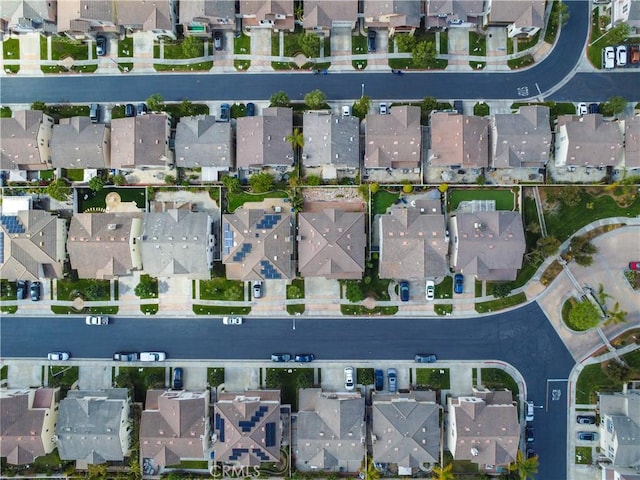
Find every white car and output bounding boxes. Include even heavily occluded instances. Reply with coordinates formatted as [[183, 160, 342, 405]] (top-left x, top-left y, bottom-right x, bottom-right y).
[[252, 281, 263, 299], [86, 315, 109, 325], [223, 316, 243, 325], [379, 102, 388, 115], [525, 400, 535, 422], [616, 45, 627, 66], [48, 352, 70, 361], [604, 46, 615, 69], [425, 280, 435, 301], [577, 103, 588, 116], [344, 366, 355, 391], [342, 105, 351, 117], [140, 352, 166, 362]]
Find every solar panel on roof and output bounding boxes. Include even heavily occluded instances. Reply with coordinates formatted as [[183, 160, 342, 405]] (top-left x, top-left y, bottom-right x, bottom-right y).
[[265, 423, 276, 447]]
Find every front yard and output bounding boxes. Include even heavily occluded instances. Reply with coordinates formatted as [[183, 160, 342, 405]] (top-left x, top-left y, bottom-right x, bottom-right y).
[[415, 368, 450, 389]]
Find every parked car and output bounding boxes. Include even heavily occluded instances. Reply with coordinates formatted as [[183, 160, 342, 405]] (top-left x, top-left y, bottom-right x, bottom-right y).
[[271, 353, 292, 362], [525, 400, 535, 422], [344, 366, 355, 391], [48, 351, 70, 361], [222, 316, 243, 325], [630, 45, 640, 64], [172, 367, 183, 389], [525, 425, 534, 442], [453, 274, 464, 294], [220, 103, 230, 122], [399, 281, 410, 302], [140, 352, 166, 361], [96, 36, 107, 56], [374, 369, 384, 391], [604, 46, 615, 69], [30, 281, 41, 301], [213, 31, 223, 51], [526, 449, 536, 459], [629, 261, 640, 270], [137, 103, 148, 115], [113, 352, 138, 361], [367, 29, 376, 52], [86, 315, 109, 325], [616, 45, 627, 66], [90, 103, 100, 123], [577, 431, 598, 441], [16, 280, 27, 300], [588, 103, 599, 114], [578, 103, 588, 115], [125, 103, 136, 117], [342, 105, 351, 117], [294, 353, 315, 363], [577, 415, 596, 425], [453, 100, 463, 114], [425, 280, 435, 301], [252, 280, 263, 299], [415, 353, 437, 363], [246, 102, 256, 116], [387, 368, 397, 393], [379, 102, 388, 115]]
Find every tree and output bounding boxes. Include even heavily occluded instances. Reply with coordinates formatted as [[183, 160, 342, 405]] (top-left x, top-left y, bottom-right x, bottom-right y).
[[412, 41, 436, 68], [249, 172, 274, 193], [396, 33, 417, 52], [526, 221, 541, 235], [224, 284, 243, 301], [568, 300, 601, 330], [604, 359, 633, 382], [304, 89, 327, 110], [570, 235, 598, 267], [359, 458, 380, 480], [421, 96, 439, 122], [31, 101, 46, 111], [88, 176, 104, 192], [305, 175, 321, 186], [559, 184, 582, 206], [608, 22, 630, 45], [286, 127, 305, 161], [181, 35, 202, 58], [509, 450, 539, 480], [45, 178, 70, 201], [135, 275, 158, 298], [164, 174, 177, 185], [269, 91, 290, 107], [604, 301, 628, 326], [491, 283, 513, 298], [353, 95, 371, 119], [536, 235, 560, 257], [432, 463, 454, 480], [601, 95, 628, 117], [345, 280, 364, 303], [111, 173, 126, 186], [550, 1, 570, 29], [299, 33, 321, 58], [221, 175, 242, 194], [146, 93, 164, 112], [178, 99, 197, 117], [87, 463, 107, 480], [85, 281, 107, 300]]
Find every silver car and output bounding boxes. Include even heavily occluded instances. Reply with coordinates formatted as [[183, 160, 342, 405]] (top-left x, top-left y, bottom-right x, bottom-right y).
[[344, 367, 355, 391], [48, 352, 70, 361]]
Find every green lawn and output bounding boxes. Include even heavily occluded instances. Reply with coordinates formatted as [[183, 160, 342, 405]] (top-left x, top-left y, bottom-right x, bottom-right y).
[[118, 37, 133, 57], [76, 187, 146, 212], [286, 279, 305, 315], [47, 365, 79, 396], [226, 190, 289, 212], [448, 188, 516, 211], [517, 32, 540, 52], [476, 292, 527, 313], [435, 276, 453, 299], [193, 305, 251, 315], [51, 38, 89, 60], [154, 61, 213, 71], [266, 367, 313, 411], [481, 368, 519, 396], [167, 460, 209, 469], [1, 365, 7, 380], [439, 31, 448, 54], [352, 34, 368, 70], [575, 446, 593, 465], [341, 305, 398, 316], [469, 31, 486, 70], [3, 38, 19, 59], [508, 54, 535, 69], [199, 278, 244, 301], [56, 279, 110, 301], [115, 366, 165, 403], [576, 363, 622, 404], [64, 168, 84, 181], [372, 190, 400, 215], [40, 104, 89, 121], [416, 368, 450, 389], [155, 39, 205, 59], [434, 304, 453, 316]]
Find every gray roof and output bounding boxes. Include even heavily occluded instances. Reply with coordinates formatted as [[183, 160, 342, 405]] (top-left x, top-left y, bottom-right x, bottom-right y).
[[491, 106, 551, 168], [364, 0, 421, 28], [302, 111, 359, 169], [450, 211, 525, 281], [51, 116, 110, 169], [296, 389, 365, 472], [240, 0, 294, 30], [110, 114, 171, 169], [236, 108, 293, 169], [599, 391, 640, 467], [56, 389, 130, 464], [365, 106, 422, 169], [303, 0, 358, 29], [624, 117, 640, 169], [555, 114, 624, 167], [426, 0, 485, 28], [371, 391, 440, 467], [222, 209, 294, 281], [174, 115, 233, 169], [429, 112, 489, 168], [0, 110, 53, 171], [486, 0, 545, 28], [141, 210, 214, 278], [378, 201, 448, 280], [180, 0, 235, 28], [298, 209, 365, 279], [0, 0, 55, 29]]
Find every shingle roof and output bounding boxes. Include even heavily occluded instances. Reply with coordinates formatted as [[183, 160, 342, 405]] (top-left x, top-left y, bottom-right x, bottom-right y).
[[364, 0, 421, 28], [429, 112, 489, 168], [174, 115, 233, 169], [598, 391, 640, 467], [450, 211, 525, 281], [487, 0, 545, 28], [303, 0, 358, 29], [372, 391, 439, 467], [302, 111, 359, 169], [179, 0, 235, 27], [555, 114, 624, 167], [426, 0, 485, 27], [236, 108, 293, 169], [240, 0, 294, 30], [624, 117, 640, 169], [491, 106, 551, 168], [110, 114, 171, 169], [51, 116, 110, 169], [365, 106, 422, 169], [0, 110, 53, 171]]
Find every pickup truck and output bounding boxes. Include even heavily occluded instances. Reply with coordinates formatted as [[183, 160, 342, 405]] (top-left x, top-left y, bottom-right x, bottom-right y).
[[113, 352, 138, 361], [140, 352, 166, 362]]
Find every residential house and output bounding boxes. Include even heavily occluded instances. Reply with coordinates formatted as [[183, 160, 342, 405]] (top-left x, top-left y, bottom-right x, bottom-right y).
[[490, 106, 551, 169], [449, 210, 525, 281], [598, 390, 640, 467], [222, 209, 294, 281], [174, 115, 233, 181], [302, 111, 359, 180], [212, 390, 282, 465], [0, 0, 56, 34], [0, 200, 66, 282], [296, 388, 365, 472], [0, 110, 54, 179], [371, 391, 440, 471], [239, 0, 294, 31], [364, 106, 422, 173], [303, 0, 358, 33], [447, 387, 519, 471], [425, 0, 485, 29], [611, 0, 640, 31], [363, 0, 422, 35], [180, 0, 235, 36], [141, 390, 210, 471], [236, 107, 293, 172], [67, 212, 143, 279], [555, 114, 624, 169], [378, 195, 448, 280], [51, 116, 110, 170], [56, 389, 131, 464], [428, 112, 489, 172], [623, 116, 640, 170], [110, 113, 173, 170], [298, 209, 365, 279], [57, 0, 176, 38], [601, 465, 640, 480], [0, 388, 59, 465], [141, 209, 215, 279], [483, 0, 545, 37]]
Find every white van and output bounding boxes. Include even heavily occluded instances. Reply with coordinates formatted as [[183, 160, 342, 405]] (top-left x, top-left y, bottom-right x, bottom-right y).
[[140, 352, 166, 361], [616, 45, 627, 66], [604, 47, 615, 69]]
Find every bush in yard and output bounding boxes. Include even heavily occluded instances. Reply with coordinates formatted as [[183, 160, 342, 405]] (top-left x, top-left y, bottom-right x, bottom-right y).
[[402, 184, 413, 193], [568, 300, 601, 331], [305, 175, 321, 186], [84, 281, 108, 300], [353, 96, 371, 119], [304, 89, 327, 110], [396, 34, 416, 52], [88, 176, 104, 192], [269, 91, 290, 107], [491, 283, 513, 298], [249, 172, 274, 193], [296, 369, 314, 389], [345, 280, 364, 303], [111, 173, 126, 186], [411, 41, 436, 68], [221, 175, 242, 194], [135, 275, 157, 298], [224, 284, 243, 301], [370, 183, 379, 194], [559, 185, 582, 207], [46, 178, 71, 201], [299, 32, 321, 57], [146, 94, 164, 112]]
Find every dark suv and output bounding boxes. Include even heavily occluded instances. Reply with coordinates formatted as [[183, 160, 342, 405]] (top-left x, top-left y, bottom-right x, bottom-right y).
[[294, 353, 315, 363], [16, 280, 27, 300], [367, 30, 376, 52], [30, 281, 41, 301], [172, 367, 183, 389]]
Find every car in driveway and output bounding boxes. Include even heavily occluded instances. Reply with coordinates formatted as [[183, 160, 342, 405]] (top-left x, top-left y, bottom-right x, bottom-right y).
[[344, 367, 355, 391], [578, 103, 588, 115], [140, 352, 166, 361], [137, 103, 148, 115], [588, 103, 599, 114], [604, 46, 615, 69], [387, 368, 397, 393], [172, 367, 183, 389], [125, 103, 136, 117], [367, 29, 376, 52], [222, 316, 243, 325], [220, 103, 230, 122], [16, 280, 27, 300], [252, 281, 263, 299], [577, 431, 598, 441], [629, 261, 640, 270], [295, 353, 315, 363], [374, 369, 384, 391], [453, 274, 464, 294], [86, 315, 109, 325], [113, 352, 139, 361], [246, 102, 255, 117], [415, 353, 437, 363], [577, 415, 596, 425], [425, 280, 435, 301], [96, 36, 107, 56], [525, 400, 535, 422], [399, 281, 409, 302], [616, 45, 627, 66], [30, 281, 41, 301], [271, 353, 292, 362], [48, 351, 70, 361], [379, 102, 388, 115], [342, 105, 351, 117], [90, 103, 100, 123], [213, 31, 223, 51]]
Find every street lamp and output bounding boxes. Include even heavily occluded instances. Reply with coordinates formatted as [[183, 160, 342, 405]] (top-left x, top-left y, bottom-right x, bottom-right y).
[[361, 83, 365, 98]]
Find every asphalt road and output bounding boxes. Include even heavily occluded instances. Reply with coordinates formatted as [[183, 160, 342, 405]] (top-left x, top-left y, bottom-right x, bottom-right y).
[[0, 302, 573, 478], [0, 2, 636, 104]]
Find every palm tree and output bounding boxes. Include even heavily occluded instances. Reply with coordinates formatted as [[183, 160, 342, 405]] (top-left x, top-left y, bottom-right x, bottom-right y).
[[359, 459, 380, 480], [509, 450, 539, 480], [432, 463, 454, 480], [604, 301, 628, 326], [286, 127, 304, 164]]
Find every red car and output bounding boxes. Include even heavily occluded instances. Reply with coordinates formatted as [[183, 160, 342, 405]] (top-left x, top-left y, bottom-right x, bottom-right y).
[[630, 262, 640, 270]]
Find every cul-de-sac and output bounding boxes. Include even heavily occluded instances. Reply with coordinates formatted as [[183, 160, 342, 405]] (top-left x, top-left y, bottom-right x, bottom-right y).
[[0, 1, 639, 479]]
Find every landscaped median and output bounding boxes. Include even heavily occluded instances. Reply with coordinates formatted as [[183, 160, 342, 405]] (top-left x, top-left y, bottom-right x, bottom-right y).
[[576, 347, 640, 404]]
